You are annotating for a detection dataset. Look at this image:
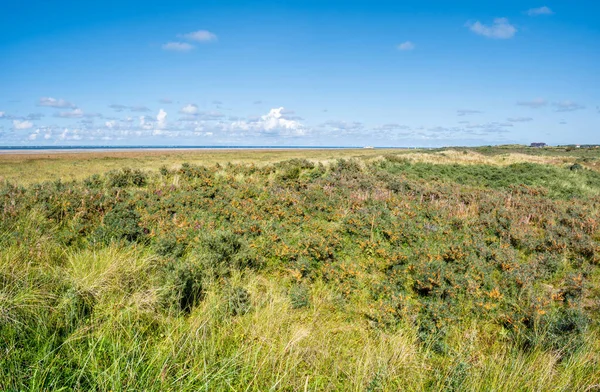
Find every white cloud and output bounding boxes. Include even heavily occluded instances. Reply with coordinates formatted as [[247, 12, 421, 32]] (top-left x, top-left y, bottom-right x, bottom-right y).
[[59, 128, 83, 141], [157, 109, 167, 129], [397, 41, 415, 51], [180, 104, 200, 115], [230, 107, 307, 137], [180, 30, 218, 42], [467, 18, 517, 39], [38, 97, 76, 108], [162, 42, 194, 52], [13, 120, 33, 130], [527, 6, 554, 16], [517, 98, 547, 108], [0, 111, 4, 118]]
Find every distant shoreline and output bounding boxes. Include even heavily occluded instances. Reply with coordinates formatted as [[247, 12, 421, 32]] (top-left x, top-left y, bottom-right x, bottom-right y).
[[0, 146, 417, 155]]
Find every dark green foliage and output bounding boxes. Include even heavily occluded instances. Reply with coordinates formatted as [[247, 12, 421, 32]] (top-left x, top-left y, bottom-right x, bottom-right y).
[[289, 283, 310, 309], [83, 173, 103, 189], [164, 261, 205, 313], [200, 230, 257, 276], [159, 165, 170, 176], [154, 233, 187, 258], [95, 203, 145, 243], [106, 167, 147, 187], [570, 163, 583, 171], [226, 285, 251, 316]]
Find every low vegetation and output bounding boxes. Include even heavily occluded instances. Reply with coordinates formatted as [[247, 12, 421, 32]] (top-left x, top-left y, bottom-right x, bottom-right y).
[[1, 148, 599, 390]]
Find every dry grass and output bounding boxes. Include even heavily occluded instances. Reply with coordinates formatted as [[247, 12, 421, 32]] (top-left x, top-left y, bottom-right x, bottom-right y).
[[0, 147, 589, 185], [0, 148, 404, 184], [397, 149, 576, 167]]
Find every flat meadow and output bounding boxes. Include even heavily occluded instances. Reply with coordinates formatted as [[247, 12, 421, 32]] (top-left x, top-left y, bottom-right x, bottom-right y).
[[1, 146, 599, 390]]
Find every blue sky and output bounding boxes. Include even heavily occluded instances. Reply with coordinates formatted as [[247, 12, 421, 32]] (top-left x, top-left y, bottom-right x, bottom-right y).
[[1, 0, 598, 146]]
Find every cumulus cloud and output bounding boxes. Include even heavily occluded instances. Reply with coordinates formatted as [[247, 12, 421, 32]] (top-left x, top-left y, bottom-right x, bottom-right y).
[[457, 109, 483, 116], [507, 117, 533, 122], [38, 97, 76, 108], [553, 101, 585, 112], [162, 42, 194, 52], [0, 111, 4, 118], [180, 104, 200, 115], [466, 18, 517, 39], [397, 41, 415, 51], [179, 30, 218, 42], [527, 6, 554, 16], [13, 120, 33, 130], [230, 107, 307, 137], [517, 98, 548, 108], [157, 109, 167, 129]]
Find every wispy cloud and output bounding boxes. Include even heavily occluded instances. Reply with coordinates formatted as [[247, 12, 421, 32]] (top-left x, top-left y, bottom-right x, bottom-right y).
[[466, 18, 516, 39], [55, 108, 102, 119], [553, 101, 585, 112], [457, 109, 483, 116], [38, 97, 76, 108], [517, 98, 547, 108], [526, 6, 554, 16], [159, 98, 173, 104], [397, 41, 415, 51], [507, 117, 533, 122], [162, 42, 194, 52], [109, 104, 151, 112], [179, 30, 218, 42]]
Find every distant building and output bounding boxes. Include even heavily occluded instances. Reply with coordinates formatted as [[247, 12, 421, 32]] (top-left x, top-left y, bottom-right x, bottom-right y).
[[530, 142, 547, 148], [363, 146, 374, 149]]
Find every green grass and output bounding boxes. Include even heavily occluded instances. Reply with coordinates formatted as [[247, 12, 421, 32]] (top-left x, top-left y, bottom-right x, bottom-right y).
[[1, 149, 599, 390]]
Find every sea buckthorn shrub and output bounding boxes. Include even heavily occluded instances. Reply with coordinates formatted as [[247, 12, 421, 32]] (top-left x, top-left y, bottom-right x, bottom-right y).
[[1, 157, 599, 366]]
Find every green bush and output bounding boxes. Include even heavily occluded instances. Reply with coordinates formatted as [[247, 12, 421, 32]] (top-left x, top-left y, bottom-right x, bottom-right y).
[[289, 283, 310, 309], [106, 167, 147, 187]]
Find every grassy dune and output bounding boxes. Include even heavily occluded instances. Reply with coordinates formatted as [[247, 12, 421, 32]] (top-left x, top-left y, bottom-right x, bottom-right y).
[[1, 148, 599, 390]]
